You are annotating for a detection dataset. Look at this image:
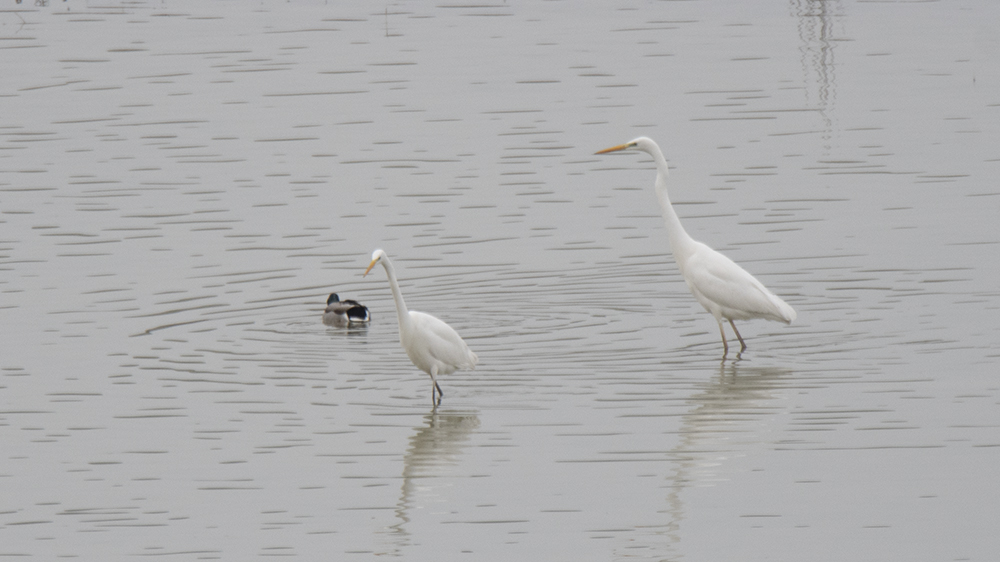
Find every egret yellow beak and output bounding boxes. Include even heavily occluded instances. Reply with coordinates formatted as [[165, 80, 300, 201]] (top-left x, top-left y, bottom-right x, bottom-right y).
[[595, 143, 631, 155], [364, 258, 378, 277]]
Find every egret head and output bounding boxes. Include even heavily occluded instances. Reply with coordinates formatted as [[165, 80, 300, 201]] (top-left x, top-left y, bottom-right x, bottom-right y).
[[595, 136, 656, 156], [364, 249, 386, 276]]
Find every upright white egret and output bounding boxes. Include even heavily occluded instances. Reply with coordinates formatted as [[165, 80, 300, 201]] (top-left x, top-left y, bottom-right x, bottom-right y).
[[596, 137, 796, 355], [322, 293, 371, 328], [364, 249, 478, 405]]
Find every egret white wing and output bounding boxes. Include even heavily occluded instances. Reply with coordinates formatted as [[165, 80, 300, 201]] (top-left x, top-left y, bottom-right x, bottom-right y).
[[684, 245, 795, 323], [409, 311, 478, 370]]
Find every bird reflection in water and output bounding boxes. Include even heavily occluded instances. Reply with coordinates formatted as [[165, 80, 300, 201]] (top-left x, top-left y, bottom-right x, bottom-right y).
[[379, 409, 480, 551], [634, 363, 792, 557]]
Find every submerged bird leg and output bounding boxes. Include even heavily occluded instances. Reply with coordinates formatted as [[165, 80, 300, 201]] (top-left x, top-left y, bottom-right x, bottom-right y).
[[729, 319, 748, 352], [719, 322, 729, 356]]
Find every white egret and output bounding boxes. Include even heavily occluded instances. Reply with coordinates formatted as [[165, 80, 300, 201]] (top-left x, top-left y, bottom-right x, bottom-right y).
[[596, 137, 796, 355], [322, 293, 371, 328], [364, 249, 478, 405]]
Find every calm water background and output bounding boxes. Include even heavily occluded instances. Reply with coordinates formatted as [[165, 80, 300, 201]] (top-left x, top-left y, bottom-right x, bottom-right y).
[[2, 0, 999, 560]]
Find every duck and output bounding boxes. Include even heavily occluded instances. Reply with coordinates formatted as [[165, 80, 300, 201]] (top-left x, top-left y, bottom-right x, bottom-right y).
[[322, 293, 371, 328]]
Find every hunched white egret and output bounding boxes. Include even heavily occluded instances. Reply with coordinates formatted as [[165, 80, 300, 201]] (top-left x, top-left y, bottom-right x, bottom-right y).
[[364, 249, 478, 405], [596, 137, 796, 355], [322, 293, 371, 328]]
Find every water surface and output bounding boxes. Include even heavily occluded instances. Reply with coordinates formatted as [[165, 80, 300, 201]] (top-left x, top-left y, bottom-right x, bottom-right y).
[[2, 1, 999, 560]]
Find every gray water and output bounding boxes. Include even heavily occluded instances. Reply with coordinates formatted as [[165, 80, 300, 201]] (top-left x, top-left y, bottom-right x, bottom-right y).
[[2, 0, 999, 560]]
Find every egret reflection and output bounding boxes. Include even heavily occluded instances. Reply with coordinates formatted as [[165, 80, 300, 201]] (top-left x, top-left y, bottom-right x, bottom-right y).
[[383, 409, 480, 549]]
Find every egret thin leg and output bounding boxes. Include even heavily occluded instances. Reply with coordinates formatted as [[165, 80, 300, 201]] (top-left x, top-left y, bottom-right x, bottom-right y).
[[719, 322, 729, 356], [429, 365, 444, 406], [729, 319, 747, 352]]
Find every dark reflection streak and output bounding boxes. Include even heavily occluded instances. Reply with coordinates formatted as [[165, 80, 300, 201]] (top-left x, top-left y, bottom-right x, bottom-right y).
[[382, 410, 480, 553], [133, 318, 209, 337], [792, 0, 841, 149]]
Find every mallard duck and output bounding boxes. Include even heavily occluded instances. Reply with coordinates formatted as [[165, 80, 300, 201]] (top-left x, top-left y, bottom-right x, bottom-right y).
[[322, 293, 371, 328]]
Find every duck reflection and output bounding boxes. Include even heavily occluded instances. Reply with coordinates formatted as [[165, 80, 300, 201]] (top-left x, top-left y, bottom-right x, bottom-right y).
[[383, 409, 480, 547], [335, 323, 370, 336]]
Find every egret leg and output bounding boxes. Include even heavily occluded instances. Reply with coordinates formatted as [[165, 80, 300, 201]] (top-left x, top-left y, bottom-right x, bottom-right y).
[[430, 366, 443, 407], [718, 322, 729, 356], [728, 319, 747, 352]]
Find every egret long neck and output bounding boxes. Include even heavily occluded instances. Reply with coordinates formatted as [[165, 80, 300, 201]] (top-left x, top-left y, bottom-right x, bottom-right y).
[[380, 257, 411, 329], [649, 148, 695, 256]]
